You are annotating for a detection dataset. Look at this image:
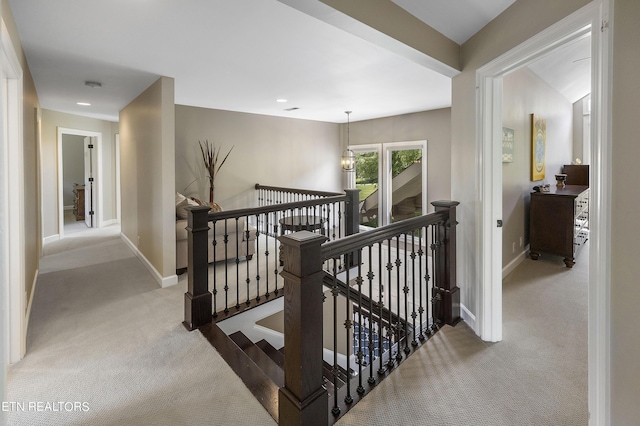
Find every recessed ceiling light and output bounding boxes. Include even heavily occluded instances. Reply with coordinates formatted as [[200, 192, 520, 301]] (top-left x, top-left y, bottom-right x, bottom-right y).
[[276, 99, 288, 103], [77, 102, 91, 106]]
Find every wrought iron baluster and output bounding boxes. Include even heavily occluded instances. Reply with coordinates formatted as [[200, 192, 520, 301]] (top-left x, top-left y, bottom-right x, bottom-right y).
[[367, 245, 375, 385], [377, 242, 385, 376], [403, 233, 410, 355], [430, 224, 439, 333], [331, 261, 340, 416], [223, 220, 229, 314], [212, 219, 218, 318], [254, 214, 261, 302], [344, 253, 353, 405], [410, 231, 418, 347], [395, 235, 403, 363], [234, 218, 242, 309], [356, 253, 365, 395], [265, 213, 270, 298]]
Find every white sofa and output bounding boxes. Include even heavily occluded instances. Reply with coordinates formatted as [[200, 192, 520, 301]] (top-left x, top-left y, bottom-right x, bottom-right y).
[[175, 192, 256, 274]]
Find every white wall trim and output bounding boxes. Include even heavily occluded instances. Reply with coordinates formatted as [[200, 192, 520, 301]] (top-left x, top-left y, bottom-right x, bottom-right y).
[[25, 269, 38, 338], [2, 17, 26, 364], [502, 246, 529, 279], [120, 232, 178, 288], [475, 1, 611, 424], [101, 219, 117, 227], [460, 303, 476, 331], [43, 234, 60, 245]]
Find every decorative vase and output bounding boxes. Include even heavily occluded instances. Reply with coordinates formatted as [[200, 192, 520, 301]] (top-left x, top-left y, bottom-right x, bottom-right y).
[[208, 184, 223, 212], [555, 174, 567, 187]]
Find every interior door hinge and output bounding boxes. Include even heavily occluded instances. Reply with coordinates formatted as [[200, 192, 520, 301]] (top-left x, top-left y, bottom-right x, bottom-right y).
[[497, 220, 503, 228], [601, 20, 609, 32], [88, 144, 94, 149]]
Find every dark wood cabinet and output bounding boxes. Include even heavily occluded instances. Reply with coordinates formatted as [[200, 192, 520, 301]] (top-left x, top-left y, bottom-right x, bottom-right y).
[[73, 184, 85, 221], [529, 185, 589, 268]]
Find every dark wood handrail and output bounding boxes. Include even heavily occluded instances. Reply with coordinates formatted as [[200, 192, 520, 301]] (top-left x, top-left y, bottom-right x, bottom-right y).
[[207, 194, 348, 221], [255, 183, 343, 198], [321, 209, 447, 260]]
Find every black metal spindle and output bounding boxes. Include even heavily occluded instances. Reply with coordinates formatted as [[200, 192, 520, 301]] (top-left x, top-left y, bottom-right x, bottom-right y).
[[223, 220, 229, 314], [411, 232, 418, 347], [377, 242, 385, 376], [254, 214, 261, 302], [344, 253, 353, 405], [331, 261, 340, 416], [430, 224, 438, 333], [395, 235, 403, 363], [367, 245, 375, 384], [403, 233, 410, 355], [356, 254, 365, 395], [212, 218, 218, 318]]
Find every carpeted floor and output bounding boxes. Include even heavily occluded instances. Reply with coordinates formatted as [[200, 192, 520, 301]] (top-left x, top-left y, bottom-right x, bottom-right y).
[[7, 224, 588, 425]]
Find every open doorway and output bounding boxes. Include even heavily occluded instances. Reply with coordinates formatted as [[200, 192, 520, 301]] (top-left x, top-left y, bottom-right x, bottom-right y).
[[57, 128, 101, 239], [476, 1, 610, 422]]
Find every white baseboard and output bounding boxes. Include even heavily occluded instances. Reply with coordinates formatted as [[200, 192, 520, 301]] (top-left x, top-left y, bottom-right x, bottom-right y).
[[64, 205, 73, 211], [43, 234, 60, 245], [120, 233, 178, 288], [502, 245, 530, 279], [25, 269, 38, 350], [101, 219, 117, 227], [460, 303, 476, 331]]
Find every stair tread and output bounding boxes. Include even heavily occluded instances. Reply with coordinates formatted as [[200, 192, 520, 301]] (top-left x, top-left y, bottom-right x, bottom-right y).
[[230, 331, 284, 387], [255, 339, 285, 368]]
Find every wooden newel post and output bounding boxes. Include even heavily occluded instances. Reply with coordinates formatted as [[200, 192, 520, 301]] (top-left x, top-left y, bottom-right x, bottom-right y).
[[183, 205, 213, 331], [344, 188, 360, 237], [278, 231, 328, 426], [431, 201, 461, 326]]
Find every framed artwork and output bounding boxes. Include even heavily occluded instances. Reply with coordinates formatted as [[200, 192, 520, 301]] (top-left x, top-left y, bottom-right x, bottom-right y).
[[531, 114, 546, 181], [502, 127, 514, 163]]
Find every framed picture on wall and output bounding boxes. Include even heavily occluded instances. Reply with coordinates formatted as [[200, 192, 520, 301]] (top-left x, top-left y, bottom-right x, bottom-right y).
[[531, 114, 546, 181], [502, 127, 514, 163]]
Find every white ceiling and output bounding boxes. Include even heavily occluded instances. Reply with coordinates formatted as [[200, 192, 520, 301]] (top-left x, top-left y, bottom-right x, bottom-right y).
[[7, 0, 588, 124]]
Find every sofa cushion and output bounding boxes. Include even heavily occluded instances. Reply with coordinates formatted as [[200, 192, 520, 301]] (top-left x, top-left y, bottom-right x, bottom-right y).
[[176, 197, 200, 220]]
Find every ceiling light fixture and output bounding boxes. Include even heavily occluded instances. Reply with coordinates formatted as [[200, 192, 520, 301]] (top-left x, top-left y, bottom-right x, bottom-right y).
[[341, 111, 355, 172], [77, 102, 91, 106], [276, 99, 288, 103], [85, 81, 102, 88]]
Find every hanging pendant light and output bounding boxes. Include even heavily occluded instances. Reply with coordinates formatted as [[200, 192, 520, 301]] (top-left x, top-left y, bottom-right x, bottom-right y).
[[341, 111, 355, 172]]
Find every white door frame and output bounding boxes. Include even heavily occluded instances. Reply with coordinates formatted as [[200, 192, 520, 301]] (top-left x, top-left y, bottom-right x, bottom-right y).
[[476, 1, 611, 423], [57, 128, 102, 238], [1, 18, 26, 365]]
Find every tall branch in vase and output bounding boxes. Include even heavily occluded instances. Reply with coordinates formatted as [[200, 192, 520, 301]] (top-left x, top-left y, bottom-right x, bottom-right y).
[[199, 140, 234, 204]]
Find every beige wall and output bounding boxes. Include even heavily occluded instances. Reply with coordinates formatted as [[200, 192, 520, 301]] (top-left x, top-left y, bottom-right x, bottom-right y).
[[502, 67, 573, 268], [120, 77, 176, 279], [40, 109, 118, 237], [175, 105, 342, 208], [611, 0, 640, 422], [345, 108, 452, 208]]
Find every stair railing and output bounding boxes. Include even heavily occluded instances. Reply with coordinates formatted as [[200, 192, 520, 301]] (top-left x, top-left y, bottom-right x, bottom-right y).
[[278, 201, 460, 425], [183, 186, 360, 330]]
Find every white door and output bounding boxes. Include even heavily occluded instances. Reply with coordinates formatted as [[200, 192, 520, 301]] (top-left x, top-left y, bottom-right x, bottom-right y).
[[84, 136, 95, 228]]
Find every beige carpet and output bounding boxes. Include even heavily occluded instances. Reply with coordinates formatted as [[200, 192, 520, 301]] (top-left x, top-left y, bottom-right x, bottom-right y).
[[7, 224, 588, 425], [337, 245, 588, 425], [7, 225, 276, 426]]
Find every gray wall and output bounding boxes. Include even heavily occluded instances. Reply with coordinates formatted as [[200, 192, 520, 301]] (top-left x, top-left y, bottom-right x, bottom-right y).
[[611, 0, 640, 421], [175, 105, 342, 209], [502, 67, 573, 269], [62, 135, 85, 207], [345, 108, 452, 208]]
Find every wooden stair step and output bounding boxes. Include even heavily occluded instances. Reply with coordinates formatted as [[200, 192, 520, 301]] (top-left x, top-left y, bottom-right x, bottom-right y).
[[323, 361, 345, 389], [229, 331, 284, 387], [255, 339, 285, 368]]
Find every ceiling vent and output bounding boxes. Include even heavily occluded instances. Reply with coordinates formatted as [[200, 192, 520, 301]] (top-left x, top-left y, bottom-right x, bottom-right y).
[[284, 107, 299, 111]]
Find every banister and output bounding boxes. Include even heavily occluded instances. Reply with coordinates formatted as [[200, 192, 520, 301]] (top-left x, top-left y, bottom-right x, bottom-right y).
[[255, 183, 343, 197]]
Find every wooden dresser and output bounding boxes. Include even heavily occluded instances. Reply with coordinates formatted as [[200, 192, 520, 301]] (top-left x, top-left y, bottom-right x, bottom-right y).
[[529, 185, 589, 268], [73, 184, 85, 221]]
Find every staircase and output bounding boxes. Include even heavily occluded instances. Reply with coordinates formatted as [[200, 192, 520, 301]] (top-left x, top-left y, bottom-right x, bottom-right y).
[[199, 322, 353, 424]]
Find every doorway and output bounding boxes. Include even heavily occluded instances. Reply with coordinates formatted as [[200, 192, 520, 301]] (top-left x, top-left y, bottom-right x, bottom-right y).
[[349, 141, 427, 229], [476, 1, 610, 422], [57, 128, 101, 239]]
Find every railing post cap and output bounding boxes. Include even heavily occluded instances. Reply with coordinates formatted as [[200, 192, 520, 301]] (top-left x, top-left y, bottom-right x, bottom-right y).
[[278, 230, 327, 247], [187, 205, 212, 213], [431, 200, 460, 208]]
